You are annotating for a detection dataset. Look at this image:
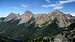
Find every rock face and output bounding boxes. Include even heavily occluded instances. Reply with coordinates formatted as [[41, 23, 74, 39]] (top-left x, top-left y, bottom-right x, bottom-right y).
[[18, 11, 33, 24], [35, 14, 49, 25], [48, 10, 72, 27], [3, 13, 19, 22], [34, 10, 75, 27]]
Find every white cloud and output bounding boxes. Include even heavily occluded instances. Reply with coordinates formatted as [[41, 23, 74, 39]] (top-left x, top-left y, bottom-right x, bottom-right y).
[[11, 4, 28, 9], [42, 5, 50, 7], [53, 6, 63, 10], [55, 0, 75, 9], [21, 4, 28, 7], [70, 12, 75, 16], [48, 4, 56, 7], [42, 4, 56, 8], [59, 0, 75, 4], [64, 11, 75, 16], [42, 5, 47, 7], [45, 0, 50, 3], [42, 4, 63, 9], [42, 0, 75, 10]]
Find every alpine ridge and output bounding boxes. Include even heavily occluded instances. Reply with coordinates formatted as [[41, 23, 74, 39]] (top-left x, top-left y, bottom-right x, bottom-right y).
[[0, 10, 75, 42], [3, 10, 75, 27]]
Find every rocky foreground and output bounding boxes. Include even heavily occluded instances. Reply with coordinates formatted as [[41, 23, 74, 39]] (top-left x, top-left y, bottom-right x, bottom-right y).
[[0, 10, 75, 42]]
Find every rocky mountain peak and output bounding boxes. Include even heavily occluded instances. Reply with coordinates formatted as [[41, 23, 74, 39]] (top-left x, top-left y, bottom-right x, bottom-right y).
[[2, 10, 75, 27], [24, 10, 32, 15], [18, 11, 33, 24], [35, 14, 49, 25], [51, 10, 64, 15], [3, 12, 19, 22], [47, 10, 72, 27]]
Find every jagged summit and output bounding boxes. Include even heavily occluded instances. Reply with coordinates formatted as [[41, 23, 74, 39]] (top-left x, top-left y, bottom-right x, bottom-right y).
[[2, 10, 75, 27], [18, 11, 33, 24], [51, 10, 64, 14], [24, 10, 33, 15], [47, 10, 74, 27], [3, 12, 19, 22]]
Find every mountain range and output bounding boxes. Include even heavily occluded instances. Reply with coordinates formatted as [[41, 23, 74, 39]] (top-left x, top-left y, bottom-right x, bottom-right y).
[[0, 10, 75, 42], [2, 10, 75, 27]]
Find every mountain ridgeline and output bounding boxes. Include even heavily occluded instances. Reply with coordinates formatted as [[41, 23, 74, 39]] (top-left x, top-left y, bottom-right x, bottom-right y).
[[0, 10, 75, 42]]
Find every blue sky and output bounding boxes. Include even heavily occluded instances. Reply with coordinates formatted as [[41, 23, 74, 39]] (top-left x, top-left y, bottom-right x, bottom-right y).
[[0, 0, 75, 16]]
